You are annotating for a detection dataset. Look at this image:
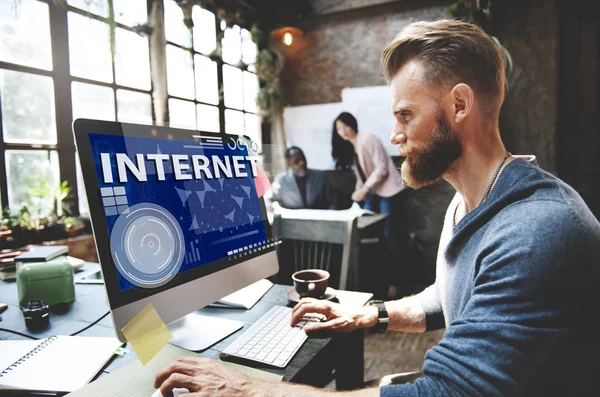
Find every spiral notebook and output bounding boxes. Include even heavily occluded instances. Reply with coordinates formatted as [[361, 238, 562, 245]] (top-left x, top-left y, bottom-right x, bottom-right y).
[[0, 335, 122, 393]]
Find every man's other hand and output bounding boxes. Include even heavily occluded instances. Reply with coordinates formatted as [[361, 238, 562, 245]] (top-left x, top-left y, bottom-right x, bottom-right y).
[[291, 298, 378, 333], [154, 356, 256, 397]]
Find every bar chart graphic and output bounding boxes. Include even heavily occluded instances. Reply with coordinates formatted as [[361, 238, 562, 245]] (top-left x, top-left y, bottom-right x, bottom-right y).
[[185, 239, 202, 265]]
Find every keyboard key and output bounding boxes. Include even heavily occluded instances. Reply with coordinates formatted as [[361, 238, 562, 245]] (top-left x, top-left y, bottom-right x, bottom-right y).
[[265, 352, 278, 363]]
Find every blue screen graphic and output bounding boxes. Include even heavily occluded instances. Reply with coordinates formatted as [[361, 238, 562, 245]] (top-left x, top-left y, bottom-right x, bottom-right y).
[[89, 133, 268, 291]]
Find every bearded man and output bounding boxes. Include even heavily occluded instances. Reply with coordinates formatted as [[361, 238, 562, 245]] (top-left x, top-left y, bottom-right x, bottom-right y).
[[153, 19, 599, 397]]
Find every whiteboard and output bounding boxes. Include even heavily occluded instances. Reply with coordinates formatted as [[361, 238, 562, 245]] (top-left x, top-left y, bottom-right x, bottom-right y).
[[283, 85, 397, 170], [283, 102, 342, 170], [341, 85, 397, 156]]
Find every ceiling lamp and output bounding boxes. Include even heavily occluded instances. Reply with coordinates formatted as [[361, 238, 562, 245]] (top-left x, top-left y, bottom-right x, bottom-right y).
[[271, 26, 304, 46]]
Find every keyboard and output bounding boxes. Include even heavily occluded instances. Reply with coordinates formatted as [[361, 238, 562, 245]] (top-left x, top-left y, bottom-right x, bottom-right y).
[[220, 305, 316, 368]]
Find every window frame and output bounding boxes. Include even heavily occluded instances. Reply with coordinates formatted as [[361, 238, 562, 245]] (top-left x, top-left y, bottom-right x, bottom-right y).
[[164, 4, 260, 143], [0, 0, 261, 216], [0, 0, 154, 215]]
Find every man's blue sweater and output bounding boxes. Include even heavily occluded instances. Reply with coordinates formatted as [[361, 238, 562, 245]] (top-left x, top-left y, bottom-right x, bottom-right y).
[[381, 158, 600, 396]]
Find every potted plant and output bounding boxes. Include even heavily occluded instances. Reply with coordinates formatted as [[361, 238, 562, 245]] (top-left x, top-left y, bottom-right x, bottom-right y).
[[64, 216, 85, 238], [0, 179, 75, 248]]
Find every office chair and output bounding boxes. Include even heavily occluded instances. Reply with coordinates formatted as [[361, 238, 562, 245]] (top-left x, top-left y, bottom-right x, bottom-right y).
[[272, 212, 360, 290]]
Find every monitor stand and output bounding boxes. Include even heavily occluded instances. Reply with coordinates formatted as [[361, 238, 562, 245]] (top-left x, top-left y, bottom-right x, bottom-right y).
[[167, 312, 244, 351]]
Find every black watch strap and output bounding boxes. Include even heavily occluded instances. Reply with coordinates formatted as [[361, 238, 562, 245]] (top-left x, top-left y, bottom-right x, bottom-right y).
[[367, 300, 388, 333]]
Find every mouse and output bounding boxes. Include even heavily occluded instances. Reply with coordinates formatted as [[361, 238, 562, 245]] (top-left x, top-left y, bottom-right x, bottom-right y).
[[151, 387, 190, 397]]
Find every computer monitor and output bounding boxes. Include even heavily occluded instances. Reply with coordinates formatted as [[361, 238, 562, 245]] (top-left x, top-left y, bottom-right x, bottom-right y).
[[73, 119, 279, 350]]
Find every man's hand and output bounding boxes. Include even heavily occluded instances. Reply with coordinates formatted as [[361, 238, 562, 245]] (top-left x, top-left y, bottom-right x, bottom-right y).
[[351, 186, 369, 202], [291, 298, 378, 333], [154, 356, 257, 397]]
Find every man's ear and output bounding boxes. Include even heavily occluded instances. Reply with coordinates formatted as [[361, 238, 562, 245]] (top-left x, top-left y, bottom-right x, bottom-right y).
[[450, 83, 474, 124]]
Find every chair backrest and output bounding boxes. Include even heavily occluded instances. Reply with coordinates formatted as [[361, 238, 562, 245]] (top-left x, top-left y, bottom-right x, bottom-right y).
[[272, 213, 359, 290]]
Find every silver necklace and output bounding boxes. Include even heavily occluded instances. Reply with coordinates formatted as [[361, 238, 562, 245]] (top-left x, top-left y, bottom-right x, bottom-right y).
[[453, 151, 511, 227]]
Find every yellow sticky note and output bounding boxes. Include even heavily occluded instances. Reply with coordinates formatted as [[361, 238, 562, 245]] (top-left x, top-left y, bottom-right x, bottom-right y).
[[121, 303, 172, 365]]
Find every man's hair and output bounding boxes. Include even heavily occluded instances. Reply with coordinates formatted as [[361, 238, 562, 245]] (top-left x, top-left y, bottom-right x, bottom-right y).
[[381, 19, 505, 119], [285, 146, 304, 161]]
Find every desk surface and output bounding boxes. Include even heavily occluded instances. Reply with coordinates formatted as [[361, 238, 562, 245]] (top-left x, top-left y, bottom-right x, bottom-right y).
[[357, 213, 388, 230], [0, 263, 372, 390]]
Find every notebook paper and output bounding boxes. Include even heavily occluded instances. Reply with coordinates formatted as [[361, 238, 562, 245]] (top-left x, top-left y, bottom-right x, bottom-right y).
[[0, 336, 122, 393], [0, 340, 40, 371]]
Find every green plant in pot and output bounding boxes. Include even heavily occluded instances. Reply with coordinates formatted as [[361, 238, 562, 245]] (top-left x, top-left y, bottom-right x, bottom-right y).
[[29, 179, 73, 218], [64, 216, 85, 238], [1, 180, 74, 247]]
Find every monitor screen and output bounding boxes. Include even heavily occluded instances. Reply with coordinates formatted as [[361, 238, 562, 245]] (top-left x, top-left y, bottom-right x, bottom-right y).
[[74, 120, 277, 309]]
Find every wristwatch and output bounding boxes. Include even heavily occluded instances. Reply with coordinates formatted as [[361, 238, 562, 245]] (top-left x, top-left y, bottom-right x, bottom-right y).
[[367, 300, 388, 333]]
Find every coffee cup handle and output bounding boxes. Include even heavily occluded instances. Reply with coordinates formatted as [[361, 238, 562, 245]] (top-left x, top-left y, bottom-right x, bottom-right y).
[[308, 283, 315, 292]]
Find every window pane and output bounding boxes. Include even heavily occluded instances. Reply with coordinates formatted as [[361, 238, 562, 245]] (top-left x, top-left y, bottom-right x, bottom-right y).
[[72, 82, 115, 121], [169, 98, 195, 130], [164, 0, 191, 47], [0, 0, 52, 70], [68, 0, 109, 18], [244, 112, 261, 152], [6, 150, 59, 216], [166, 44, 194, 99], [223, 64, 243, 110], [243, 72, 258, 113], [194, 54, 218, 105], [115, 28, 151, 90], [76, 153, 89, 215], [192, 6, 216, 55], [225, 109, 244, 135], [113, 0, 147, 26], [196, 104, 219, 133], [241, 28, 257, 65], [117, 89, 152, 125], [222, 26, 241, 65], [68, 12, 112, 83], [1, 70, 56, 144]]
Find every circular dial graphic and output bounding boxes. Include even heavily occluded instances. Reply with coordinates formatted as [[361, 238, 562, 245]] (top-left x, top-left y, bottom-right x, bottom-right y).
[[110, 203, 185, 288]]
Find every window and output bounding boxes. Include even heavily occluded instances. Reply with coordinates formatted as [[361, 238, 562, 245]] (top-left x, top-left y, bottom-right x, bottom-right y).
[[0, 1, 57, 216], [0, 0, 262, 217], [222, 26, 261, 151], [67, 2, 152, 214], [6, 150, 60, 217], [0, 0, 52, 70], [1, 70, 57, 145], [164, 1, 261, 152]]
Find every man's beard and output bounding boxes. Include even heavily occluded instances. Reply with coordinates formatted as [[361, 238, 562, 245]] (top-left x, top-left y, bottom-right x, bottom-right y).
[[400, 111, 462, 189]]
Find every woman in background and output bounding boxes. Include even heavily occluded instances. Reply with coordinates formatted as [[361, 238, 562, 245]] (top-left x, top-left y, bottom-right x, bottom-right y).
[[332, 112, 406, 298]]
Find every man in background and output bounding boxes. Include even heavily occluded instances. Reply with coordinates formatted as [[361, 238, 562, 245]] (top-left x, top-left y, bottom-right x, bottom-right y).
[[266, 146, 333, 210]]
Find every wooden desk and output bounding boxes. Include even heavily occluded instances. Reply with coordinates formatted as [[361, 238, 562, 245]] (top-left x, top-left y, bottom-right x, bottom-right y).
[[0, 264, 372, 392]]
